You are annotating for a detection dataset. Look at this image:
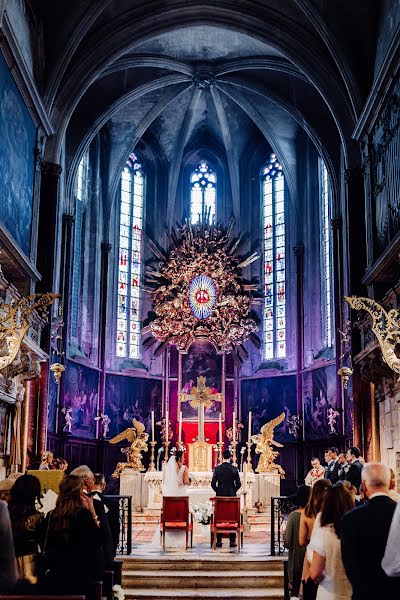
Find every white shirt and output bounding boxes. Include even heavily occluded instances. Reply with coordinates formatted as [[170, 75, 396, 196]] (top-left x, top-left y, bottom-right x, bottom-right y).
[[382, 501, 400, 576]]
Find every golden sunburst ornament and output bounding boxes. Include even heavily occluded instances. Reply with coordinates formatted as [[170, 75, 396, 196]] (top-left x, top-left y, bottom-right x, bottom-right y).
[[143, 218, 261, 361]]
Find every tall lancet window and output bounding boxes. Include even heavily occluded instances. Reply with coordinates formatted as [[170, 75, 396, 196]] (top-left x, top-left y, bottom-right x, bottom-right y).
[[190, 161, 216, 224], [116, 153, 144, 359], [320, 161, 332, 347], [262, 153, 286, 360]]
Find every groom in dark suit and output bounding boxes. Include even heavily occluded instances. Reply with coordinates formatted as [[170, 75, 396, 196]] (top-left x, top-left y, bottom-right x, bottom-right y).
[[211, 450, 241, 547]]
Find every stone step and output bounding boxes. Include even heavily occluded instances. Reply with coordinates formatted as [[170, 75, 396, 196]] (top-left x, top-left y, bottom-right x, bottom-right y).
[[122, 557, 284, 572], [123, 569, 283, 589], [123, 588, 284, 599]]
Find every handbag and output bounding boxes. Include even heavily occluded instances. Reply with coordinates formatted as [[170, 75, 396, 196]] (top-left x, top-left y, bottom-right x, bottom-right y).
[[302, 577, 318, 600]]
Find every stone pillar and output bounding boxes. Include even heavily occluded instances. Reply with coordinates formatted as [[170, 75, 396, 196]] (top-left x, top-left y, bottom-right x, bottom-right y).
[[38, 363, 50, 457], [352, 366, 363, 449], [98, 242, 112, 434], [294, 244, 304, 482], [344, 168, 366, 296], [331, 218, 344, 421]]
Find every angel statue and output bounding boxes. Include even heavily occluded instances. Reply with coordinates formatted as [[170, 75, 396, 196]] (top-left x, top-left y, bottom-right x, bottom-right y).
[[109, 418, 149, 478], [251, 413, 286, 478], [61, 407, 73, 433]]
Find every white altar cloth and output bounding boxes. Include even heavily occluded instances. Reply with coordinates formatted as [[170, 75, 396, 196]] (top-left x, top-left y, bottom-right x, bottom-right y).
[[144, 470, 255, 509]]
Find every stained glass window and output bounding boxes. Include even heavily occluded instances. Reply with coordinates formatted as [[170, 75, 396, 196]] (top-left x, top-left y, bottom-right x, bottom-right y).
[[116, 153, 144, 359], [76, 152, 88, 202], [262, 154, 286, 360], [320, 161, 332, 347], [190, 161, 216, 224]]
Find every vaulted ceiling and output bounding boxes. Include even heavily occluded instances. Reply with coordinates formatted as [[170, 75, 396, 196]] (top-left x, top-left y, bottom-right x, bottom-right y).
[[31, 0, 380, 208]]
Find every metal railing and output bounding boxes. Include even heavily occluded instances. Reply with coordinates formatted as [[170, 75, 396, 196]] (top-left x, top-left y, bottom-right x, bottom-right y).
[[104, 495, 132, 555], [270, 495, 296, 556]]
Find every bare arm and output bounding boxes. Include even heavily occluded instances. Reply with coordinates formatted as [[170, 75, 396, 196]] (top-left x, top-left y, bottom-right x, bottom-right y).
[[182, 466, 191, 486], [309, 551, 326, 584], [299, 512, 310, 547]]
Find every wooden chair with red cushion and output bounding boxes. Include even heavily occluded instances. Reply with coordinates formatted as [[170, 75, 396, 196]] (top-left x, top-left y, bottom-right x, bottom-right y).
[[160, 496, 193, 550], [210, 496, 243, 551]]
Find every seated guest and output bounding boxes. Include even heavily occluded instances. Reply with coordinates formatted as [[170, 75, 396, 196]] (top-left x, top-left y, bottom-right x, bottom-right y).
[[70, 465, 114, 567], [305, 457, 326, 487], [336, 453, 349, 481], [41, 475, 105, 600], [308, 482, 354, 599], [8, 474, 43, 588], [388, 468, 400, 502], [344, 447, 363, 493], [93, 473, 120, 556], [52, 457, 68, 471], [283, 485, 310, 598], [0, 499, 17, 593], [39, 451, 54, 471], [299, 479, 331, 590], [341, 462, 400, 600]]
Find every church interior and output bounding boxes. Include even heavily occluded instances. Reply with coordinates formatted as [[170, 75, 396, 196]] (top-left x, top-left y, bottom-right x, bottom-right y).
[[1, 1, 400, 599]]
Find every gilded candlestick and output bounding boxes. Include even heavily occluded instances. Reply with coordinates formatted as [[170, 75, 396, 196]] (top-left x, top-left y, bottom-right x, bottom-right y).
[[148, 441, 156, 472], [231, 440, 238, 467], [217, 440, 224, 464], [246, 441, 253, 472], [164, 441, 170, 462]]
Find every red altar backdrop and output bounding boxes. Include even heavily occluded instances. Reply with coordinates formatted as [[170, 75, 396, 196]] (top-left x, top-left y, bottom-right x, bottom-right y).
[[176, 422, 225, 445]]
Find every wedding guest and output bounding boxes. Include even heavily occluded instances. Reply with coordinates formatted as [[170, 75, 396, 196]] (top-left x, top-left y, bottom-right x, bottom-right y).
[[308, 482, 354, 599], [342, 462, 400, 600], [388, 468, 400, 502], [39, 451, 54, 471], [325, 448, 340, 484], [0, 499, 17, 593], [8, 474, 43, 588], [52, 457, 68, 471], [299, 479, 331, 591], [283, 485, 310, 598], [336, 453, 349, 481], [344, 447, 363, 492], [70, 465, 114, 567], [41, 475, 105, 599], [305, 458, 326, 487], [93, 473, 120, 556]]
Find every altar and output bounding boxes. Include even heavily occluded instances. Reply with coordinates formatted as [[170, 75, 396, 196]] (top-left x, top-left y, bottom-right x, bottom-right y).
[[143, 470, 255, 509]]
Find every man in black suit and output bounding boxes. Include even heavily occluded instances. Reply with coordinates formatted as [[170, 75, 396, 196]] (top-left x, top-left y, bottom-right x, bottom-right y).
[[93, 473, 120, 557], [341, 462, 400, 600], [211, 450, 241, 548], [325, 447, 340, 484], [344, 446, 363, 492]]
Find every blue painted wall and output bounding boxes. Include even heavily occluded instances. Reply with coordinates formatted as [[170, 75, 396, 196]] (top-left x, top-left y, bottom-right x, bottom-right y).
[[0, 51, 36, 255]]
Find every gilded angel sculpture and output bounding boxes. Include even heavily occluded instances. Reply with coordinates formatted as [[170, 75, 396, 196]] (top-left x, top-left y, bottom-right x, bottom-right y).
[[109, 418, 149, 477], [251, 412, 286, 478]]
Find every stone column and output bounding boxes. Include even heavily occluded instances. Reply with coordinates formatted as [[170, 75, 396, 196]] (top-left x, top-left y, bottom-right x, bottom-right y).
[[331, 218, 344, 421], [294, 245, 304, 482], [98, 242, 112, 434]]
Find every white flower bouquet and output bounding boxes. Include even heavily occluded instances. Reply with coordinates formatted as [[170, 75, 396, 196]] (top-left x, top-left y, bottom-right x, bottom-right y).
[[191, 501, 213, 525], [112, 585, 125, 600]]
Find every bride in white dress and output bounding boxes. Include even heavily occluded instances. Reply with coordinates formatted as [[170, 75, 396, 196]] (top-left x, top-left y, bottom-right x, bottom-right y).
[[162, 450, 191, 548]]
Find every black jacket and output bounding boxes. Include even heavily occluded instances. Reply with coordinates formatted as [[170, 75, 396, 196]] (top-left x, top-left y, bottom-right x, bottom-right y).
[[325, 460, 340, 484], [211, 462, 241, 497], [345, 459, 363, 491], [341, 495, 400, 600]]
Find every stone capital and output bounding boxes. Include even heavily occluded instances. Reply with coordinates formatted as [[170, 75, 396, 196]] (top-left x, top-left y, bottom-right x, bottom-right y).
[[42, 161, 62, 177]]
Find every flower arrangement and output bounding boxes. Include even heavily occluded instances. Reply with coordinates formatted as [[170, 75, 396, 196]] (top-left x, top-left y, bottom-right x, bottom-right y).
[[112, 585, 125, 600], [191, 501, 213, 525]]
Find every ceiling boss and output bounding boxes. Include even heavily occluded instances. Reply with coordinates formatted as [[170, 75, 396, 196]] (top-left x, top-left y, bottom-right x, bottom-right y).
[[143, 219, 261, 361]]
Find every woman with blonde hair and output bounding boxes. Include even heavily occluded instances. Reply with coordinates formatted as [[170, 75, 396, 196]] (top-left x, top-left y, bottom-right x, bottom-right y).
[[39, 451, 53, 471], [41, 475, 105, 600]]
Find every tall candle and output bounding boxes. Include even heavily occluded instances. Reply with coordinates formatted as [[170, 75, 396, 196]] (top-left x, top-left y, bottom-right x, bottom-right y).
[[248, 411, 252, 443], [243, 461, 247, 492], [151, 410, 155, 442], [165, 410, 169, 445], [218, 413, 222, 443], [178, 411, 182, 443], [232, 412, 236, 443]]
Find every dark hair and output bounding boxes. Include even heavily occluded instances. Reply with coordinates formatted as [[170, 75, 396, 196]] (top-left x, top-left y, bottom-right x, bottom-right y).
[[304, 479, 331, 519], [295, 484, 310, 509], [311, 457, 319, 462], [8, 474, 42, 518], [348, 446, 360, 458], [94, 473, 105, 486], [329, 447, 339, 454], [175, 451, 184, 462], [320, 482, 355, 537], [53, 457, 68, 470], [222, 450, 232, 460]]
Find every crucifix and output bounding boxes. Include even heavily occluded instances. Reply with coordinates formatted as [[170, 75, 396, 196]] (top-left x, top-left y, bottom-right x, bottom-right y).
[[179, 376, 222, 442]]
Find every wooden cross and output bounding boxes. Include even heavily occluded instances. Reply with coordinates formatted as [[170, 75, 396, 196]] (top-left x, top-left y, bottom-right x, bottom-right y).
[[179, 376, 222, 442]]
